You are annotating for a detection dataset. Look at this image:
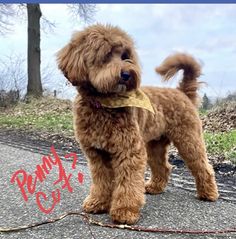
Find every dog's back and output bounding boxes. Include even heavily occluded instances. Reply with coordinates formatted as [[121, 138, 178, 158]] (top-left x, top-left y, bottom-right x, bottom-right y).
[[134, 53, 203, 142], [135, 86, 200, 143]]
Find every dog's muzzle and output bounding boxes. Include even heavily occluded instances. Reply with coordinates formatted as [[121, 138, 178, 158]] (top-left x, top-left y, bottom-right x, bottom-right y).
[[119, 70, 135, 90]]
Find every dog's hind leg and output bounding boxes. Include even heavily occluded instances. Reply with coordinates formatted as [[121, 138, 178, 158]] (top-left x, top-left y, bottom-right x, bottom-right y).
[[145, 137, 172, 194], [170, 126, 219, 201], [82, 148, 114, 213]]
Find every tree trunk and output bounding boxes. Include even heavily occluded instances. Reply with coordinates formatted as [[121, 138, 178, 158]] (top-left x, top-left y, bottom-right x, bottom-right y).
[[26, 4, 42, 98]]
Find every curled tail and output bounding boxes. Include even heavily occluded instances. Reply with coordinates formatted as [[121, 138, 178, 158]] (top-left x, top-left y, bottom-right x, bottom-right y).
[[156, 53, 202, 107]]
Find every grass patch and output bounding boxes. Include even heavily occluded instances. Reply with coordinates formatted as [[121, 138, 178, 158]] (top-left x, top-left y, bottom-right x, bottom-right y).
[[0, 97, 73, 136], [1, 97, 235, 163], [199, 108, 208, 116], [204, 131, 236, 163]]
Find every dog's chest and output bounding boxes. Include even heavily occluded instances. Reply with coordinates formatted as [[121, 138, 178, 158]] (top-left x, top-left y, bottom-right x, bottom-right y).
[[75, 107, 132, 151]]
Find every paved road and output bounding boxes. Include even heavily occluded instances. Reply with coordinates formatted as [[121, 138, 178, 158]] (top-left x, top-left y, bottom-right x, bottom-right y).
[[0, 143, 235, 239]]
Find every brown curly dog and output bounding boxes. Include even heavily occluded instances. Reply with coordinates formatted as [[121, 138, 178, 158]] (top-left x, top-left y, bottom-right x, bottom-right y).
[[57, 24, 219, 225]]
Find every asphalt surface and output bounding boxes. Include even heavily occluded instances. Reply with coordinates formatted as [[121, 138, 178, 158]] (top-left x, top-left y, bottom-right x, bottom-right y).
[[0, 143, 236, 239]]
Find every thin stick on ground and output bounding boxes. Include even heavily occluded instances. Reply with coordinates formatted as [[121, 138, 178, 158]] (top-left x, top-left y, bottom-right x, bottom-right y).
[[0, 211, 236, 235]]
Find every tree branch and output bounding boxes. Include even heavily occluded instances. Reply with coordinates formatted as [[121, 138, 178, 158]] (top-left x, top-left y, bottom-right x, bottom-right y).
[[0, 53, 27, 94], [0, 4, 16, 35], [67, 4, 97, 24]]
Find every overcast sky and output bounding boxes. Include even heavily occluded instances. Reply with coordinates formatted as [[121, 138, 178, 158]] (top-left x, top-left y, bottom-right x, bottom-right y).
[[1, 4, 236, 99]]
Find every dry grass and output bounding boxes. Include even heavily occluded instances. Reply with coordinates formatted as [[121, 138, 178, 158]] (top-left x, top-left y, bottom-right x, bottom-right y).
[[0, 97, 73, 136]]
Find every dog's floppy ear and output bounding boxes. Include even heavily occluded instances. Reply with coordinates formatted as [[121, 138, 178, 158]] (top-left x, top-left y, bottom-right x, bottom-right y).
[[57, 33, 87, 86]]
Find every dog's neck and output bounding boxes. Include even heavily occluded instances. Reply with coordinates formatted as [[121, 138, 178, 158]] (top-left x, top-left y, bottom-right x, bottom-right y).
[[76, 82, 118, 110], [76, 82, 114, 98], [77, 83, 154, 113], [76, 82, 98, 97]]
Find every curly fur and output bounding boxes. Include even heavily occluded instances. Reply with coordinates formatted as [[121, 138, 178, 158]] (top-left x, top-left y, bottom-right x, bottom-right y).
[[57, 24, 219, 225]]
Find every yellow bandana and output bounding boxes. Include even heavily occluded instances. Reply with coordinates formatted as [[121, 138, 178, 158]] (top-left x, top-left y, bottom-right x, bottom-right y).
[[97, 89, 155, 113]]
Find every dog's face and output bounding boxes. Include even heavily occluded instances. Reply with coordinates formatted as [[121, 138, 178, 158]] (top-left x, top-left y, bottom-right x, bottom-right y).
[[57, 24, 141, 94]]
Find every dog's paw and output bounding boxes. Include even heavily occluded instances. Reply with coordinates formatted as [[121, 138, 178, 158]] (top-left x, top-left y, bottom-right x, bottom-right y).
[[196, 179, 219, 202], [197, 191, 219, 202], [110, 208, 140, 225], [145, 180, 165, 194], [83, 196, 110, 213]]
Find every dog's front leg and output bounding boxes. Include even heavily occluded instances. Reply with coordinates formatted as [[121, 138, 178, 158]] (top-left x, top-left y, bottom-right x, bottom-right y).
[[110, 136, 147, 224], [82, 147, 114, 213]]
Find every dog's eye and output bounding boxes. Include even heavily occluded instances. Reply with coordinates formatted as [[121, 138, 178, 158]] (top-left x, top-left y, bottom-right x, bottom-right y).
[[121, 52, 130, 61], [107, 52, 112, 58], [103, 52, 112, 63]]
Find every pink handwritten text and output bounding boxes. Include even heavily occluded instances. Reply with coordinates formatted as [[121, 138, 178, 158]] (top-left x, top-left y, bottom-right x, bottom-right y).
[[10, 146, 84, 214]]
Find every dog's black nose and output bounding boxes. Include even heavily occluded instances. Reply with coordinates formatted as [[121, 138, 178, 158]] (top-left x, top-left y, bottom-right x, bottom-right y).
[[121, 71, 130, 81]]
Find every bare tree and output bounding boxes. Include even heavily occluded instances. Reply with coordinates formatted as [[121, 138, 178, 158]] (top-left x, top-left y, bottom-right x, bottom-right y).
[[0, 4, 96, 98], [0, 53, 26, 105], [0, 53, 26, 94], [26, 4, 42, 98]]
